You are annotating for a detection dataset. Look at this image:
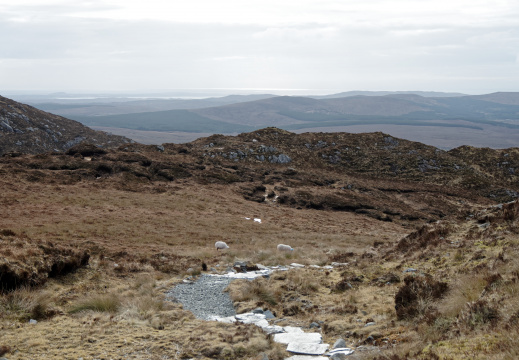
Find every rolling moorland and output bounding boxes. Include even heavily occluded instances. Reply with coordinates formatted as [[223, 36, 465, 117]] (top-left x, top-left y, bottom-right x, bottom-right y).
[[1, 97, 519, 359], [21, 91, 519, 149]]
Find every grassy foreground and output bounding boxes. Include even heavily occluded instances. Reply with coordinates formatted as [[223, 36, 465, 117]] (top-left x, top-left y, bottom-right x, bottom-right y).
[[1, 152, 519, 359]]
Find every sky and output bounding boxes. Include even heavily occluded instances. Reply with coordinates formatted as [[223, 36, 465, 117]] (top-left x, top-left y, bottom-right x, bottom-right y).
[[1, 0, 519, 95]]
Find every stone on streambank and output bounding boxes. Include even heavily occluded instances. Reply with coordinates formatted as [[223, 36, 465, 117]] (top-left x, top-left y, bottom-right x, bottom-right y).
[[286, 342, 329, 355], [328, 347, 355, 357], [253, 308, 275, 319], [210, 312, 284, 335], [333, 338, 347, 349], [290, 263, 305, 268]]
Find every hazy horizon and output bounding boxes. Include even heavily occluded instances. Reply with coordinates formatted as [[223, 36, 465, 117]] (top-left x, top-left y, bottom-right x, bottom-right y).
[[1, 88, 480, 100]]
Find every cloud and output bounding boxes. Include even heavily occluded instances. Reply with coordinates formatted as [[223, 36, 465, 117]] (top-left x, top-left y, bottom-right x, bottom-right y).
[[253, 26, 338, 41], [1, 0, 519, 93], [209, 56, 249, 62]]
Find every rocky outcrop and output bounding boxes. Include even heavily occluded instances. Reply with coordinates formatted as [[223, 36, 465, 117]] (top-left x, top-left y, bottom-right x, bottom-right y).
[[0, 95, 131, 156]]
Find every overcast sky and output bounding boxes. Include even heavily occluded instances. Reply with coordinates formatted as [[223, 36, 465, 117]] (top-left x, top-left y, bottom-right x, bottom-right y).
[[1, 0, 518, 95]]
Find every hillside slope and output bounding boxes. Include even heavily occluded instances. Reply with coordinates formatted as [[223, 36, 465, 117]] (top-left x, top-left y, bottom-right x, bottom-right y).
[[1, 128, 517, 223], [0, 95, 131, 155]]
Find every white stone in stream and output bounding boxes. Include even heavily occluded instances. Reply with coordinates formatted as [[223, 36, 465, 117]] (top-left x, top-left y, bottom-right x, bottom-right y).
[[262, 325, 285, 334], [328, 348, 355, 356], [209, 315, 236, 323], [210, 269, 271, 279], [285, 356, 328, 360], [286, 342, 329, 355], [273, 332, 322, 345], [283, 326, 304, 333], [290, 263, 305, 268], [235, 313, 269, 328], [235, 313, 265, 322], [331, 262, 348, 267]]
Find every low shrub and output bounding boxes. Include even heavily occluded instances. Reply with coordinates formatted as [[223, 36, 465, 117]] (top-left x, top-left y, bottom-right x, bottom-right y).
[[397, 223, 451, 253], [395, 275, 448, 320], [334, 279, 353, 292], [458, 299, 500, 329]]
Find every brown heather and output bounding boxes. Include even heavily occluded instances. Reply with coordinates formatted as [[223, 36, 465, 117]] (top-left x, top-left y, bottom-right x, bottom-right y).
[[0, 128, 518, 359]]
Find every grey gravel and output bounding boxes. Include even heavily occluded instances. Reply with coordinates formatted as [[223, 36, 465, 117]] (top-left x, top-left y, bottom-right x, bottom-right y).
[[167, 275, 236, 320]]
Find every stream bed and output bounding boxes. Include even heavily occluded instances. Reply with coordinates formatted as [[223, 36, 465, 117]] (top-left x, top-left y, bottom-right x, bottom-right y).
[[167, 265, 355, 359]]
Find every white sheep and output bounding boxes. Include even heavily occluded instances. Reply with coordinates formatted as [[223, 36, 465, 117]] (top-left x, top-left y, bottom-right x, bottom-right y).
[[277, 244, 293, 252], [215, 241, 230, 251]]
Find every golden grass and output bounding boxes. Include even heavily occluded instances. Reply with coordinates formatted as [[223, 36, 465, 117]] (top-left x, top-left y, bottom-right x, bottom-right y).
[[69, 293, 121, 314], [0, 287, 53, 321], [3, 167, 518, 358]]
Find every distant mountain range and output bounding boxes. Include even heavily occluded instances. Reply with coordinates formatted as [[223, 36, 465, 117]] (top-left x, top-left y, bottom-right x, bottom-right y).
[[20, 90, 467, 118], [49, 91, 519, 133]]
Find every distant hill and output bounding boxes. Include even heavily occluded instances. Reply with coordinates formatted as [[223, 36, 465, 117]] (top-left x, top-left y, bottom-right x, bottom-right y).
[[0, 95, 131, 156], [26, 94, 278, 117], [311, 90, 467, 99], [469, 92, 519, 105], [66, 92, 519, 132], [191, 93, 519, 130]]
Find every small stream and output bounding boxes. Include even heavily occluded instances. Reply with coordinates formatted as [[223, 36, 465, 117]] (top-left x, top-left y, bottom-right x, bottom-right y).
[[167, 265, 355, 359]]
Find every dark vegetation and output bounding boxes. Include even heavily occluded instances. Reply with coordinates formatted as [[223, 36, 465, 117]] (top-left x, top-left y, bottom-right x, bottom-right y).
[[394, 276, 448, 320]]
